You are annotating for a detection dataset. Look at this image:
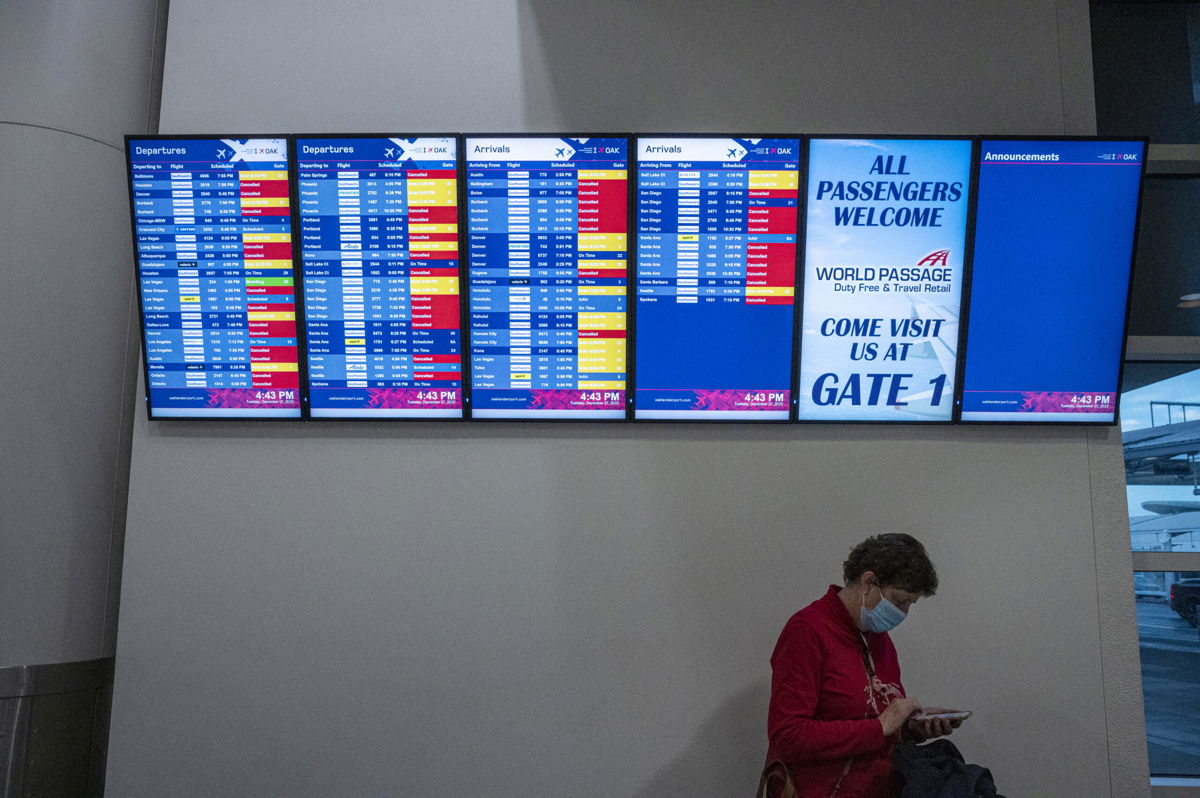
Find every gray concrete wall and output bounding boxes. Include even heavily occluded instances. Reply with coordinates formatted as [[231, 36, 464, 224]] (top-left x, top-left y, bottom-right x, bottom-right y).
[[108, 2, 1149, 796], [0, 0, 167, 665]]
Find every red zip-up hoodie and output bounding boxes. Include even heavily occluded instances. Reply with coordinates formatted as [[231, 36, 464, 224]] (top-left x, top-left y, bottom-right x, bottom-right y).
[[767, 585, 906, 798]]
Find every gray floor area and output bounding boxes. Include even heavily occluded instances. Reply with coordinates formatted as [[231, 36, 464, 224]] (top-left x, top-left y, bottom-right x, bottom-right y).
[[1137, 599, 1200, 776]]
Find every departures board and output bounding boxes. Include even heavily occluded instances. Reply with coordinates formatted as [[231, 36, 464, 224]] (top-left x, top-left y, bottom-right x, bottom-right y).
[[295, 136, 463, 418], [125, 133, 1146, 424], [128, 137, 302, 418]]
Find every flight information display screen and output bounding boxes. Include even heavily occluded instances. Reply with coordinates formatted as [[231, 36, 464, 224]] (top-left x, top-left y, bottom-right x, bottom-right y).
[[295, 136, 462, 418], [634, 137, 800, 420], [128, 137, 301, 418], [465, 136, 628, 419], [960, 139, 1145, 422], [798, 138, 972, 422]]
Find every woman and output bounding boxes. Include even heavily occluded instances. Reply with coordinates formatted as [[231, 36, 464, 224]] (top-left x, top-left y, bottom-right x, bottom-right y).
[[765, 533, 961, 797]]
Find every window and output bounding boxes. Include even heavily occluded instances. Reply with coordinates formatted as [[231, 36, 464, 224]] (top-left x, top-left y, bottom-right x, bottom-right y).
[[1134, 571, 1200, 776], [1123, 363, 1200, 783], [1097, 2, 1200, 790]]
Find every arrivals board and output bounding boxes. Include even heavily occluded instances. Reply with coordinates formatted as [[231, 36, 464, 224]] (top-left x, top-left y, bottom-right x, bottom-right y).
[[465, 136, 629, 419], [127, 137, 301, 418], [634, 137, 800, 420], [295, 136, 463, 418], [960, 139, 1145, 422], [797, 138, 972, 422]]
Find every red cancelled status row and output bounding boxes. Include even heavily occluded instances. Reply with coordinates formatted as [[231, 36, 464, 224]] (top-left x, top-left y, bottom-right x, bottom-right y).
[[410, 295, 459, 329], [746, 207, 798, 233], [248, 321, 299, 337], [251, 372, 300, 388], [408, 206, 458, 224], [244, 242, 293, 259], [239, 180, 290, 198]]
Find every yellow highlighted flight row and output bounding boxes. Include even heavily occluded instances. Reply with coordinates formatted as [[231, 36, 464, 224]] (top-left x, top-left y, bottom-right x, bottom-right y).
[[748, 171, 800, 189], [409, 277, 458, 294], [510, 376, 625, 386], [578, 312, 624, 330], [575, 170, 627, 181], [578, 234, 626, 251], [241, 197, 290, 208], [577, 285, 625, 296]]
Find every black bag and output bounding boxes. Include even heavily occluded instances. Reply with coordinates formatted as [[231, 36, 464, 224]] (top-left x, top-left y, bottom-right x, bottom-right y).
[[892, 739, 1004, 798]]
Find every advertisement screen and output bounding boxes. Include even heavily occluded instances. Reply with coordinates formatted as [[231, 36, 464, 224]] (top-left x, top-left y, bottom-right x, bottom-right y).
[[797, 138, 972, 421]]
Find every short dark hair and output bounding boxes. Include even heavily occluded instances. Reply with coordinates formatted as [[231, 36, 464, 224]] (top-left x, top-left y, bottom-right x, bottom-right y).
[[843, 533, 938, 596]]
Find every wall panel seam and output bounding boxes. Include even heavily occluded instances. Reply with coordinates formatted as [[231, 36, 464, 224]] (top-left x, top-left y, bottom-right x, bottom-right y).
[[1087, 431, 1119, 798], [0, 121, 121, 152]]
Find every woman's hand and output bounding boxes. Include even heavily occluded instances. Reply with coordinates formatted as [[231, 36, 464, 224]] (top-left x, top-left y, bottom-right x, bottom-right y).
[[878, 697, 922, 736], [906, 707, 965, 741]]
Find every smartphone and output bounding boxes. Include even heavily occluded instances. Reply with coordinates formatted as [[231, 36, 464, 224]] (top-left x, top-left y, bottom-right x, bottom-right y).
[[912, 711, 972, 722]]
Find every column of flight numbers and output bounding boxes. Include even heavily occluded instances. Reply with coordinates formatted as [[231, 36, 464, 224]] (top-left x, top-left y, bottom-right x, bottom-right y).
[[695, 165, 750, 302], [178, 165, 240, 386]]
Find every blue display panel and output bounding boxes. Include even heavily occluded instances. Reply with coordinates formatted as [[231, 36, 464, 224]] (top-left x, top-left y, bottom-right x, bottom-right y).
[[465, 136, 628, 419], [798, 138, 972, 422], [127, 137, 302, 418], [295, 137, 462, 418], [634, 137, 800, 420], [961, 139, 1145, 422]]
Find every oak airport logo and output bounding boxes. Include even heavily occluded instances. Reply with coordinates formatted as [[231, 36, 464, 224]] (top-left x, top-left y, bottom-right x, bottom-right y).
[[219, 139, 286, 162]]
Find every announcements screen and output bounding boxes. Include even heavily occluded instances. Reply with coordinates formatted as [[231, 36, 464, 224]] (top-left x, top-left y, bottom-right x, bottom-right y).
[[634, 137, 800, 420], [295, 136, 462, 418], [798, 138, 972, 422], [128, 137, 301, 418], [960, 139, 1145, 422], [465, 136, 628, 419]]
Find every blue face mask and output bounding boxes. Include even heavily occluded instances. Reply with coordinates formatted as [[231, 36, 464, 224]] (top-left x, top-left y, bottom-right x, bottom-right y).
[[859, 584, 906, 633]]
